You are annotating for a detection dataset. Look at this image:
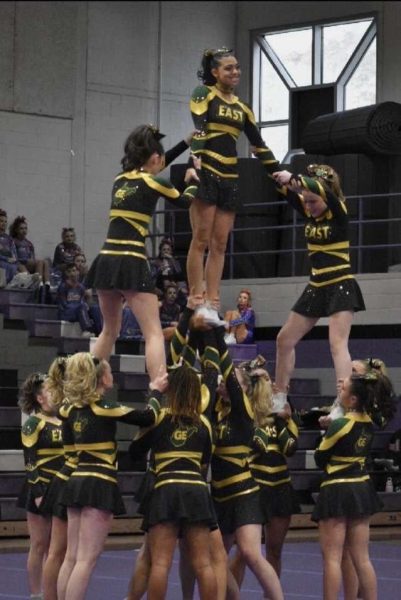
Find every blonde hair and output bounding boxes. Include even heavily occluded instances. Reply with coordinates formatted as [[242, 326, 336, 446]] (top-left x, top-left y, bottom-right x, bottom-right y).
[[64, 353, 108, 407], [47, 356, 68, 408], [237, 367, 274, 427]]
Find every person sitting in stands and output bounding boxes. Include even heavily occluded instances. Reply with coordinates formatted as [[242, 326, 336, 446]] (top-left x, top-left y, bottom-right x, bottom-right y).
[[0, 208, 19, 285], [224, 288, 256, 345], [73, 252, 89, 284], [119, 302, 143, 340], [159, 282, 181, 341], [150, 237, 183, 298], [51, 227, 83, 290], [57, 264, 94, 337], [9, 215, 52, 303]]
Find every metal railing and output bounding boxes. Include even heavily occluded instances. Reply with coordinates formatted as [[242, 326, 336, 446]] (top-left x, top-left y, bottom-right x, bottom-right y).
[[148, 192, 401, 279]]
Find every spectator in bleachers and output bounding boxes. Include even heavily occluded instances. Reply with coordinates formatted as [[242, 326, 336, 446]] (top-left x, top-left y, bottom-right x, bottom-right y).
[[9, 215, 52, 303], [119, 301, 142, 340], [224, 288, 256, 345], [159, 282, 181, 341], [57, 264, 94, 337], [73, 252, 89, 284], [51, 227, 83, 290], [17, 371, 64, 600], [0, 208, 19, 285], [150, 237, 183, 298]]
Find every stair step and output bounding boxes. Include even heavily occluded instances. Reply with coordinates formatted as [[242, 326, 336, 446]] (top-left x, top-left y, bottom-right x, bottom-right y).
[[0, 498, 26, 520], [0, 369, 18, 387], [113, 372, 149, 391], [0, 428, 21, 449], [1, 302, 58, 321], [0, 289, 35, 306], [110, 354, 146, 374], [0, 408, 21, 427], [290, 395, 335, 411], [0, 450, 24, 472], [0, 473, 25, 495], [228, 344, 258, 362], [27, 319, 89, 338], [0, 387, 18, 406]]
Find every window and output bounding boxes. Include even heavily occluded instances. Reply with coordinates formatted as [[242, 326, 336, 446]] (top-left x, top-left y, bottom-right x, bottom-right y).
[[252, 16, 377, 161]]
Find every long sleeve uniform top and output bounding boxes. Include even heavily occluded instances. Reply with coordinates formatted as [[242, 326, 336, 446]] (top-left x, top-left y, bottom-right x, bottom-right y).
[[189, 84, 279, 179], [249, 416, 298, 487], [129, 407, 213, 492], [210, 328, 259, 502], [21, 413, 64, 498], [277, 176, 354, 288], [314, 412, 375, 488], [59, 396, 159, 486], [99, 142, 196, 263]]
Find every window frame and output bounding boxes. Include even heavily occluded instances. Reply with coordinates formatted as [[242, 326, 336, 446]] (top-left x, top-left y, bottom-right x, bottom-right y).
[[251, 12, 378, 159]]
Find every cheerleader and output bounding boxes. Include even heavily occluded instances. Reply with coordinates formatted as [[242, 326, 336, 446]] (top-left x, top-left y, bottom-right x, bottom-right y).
[[86, 124, 197, 380], [271, 164, 365, 412], [211, 328, 284, 600], [128, 362, 217, 600], [39, 357, 74, 600], [17, 372, 64, 600], [312, 373, 386, 600], [185, 48, 279, 325], [54, 353, 163, 600]]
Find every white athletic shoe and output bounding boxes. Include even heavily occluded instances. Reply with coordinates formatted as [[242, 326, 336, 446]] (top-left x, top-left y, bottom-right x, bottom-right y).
[[203, 306, 227, 327], [224, 333, 237, 345]]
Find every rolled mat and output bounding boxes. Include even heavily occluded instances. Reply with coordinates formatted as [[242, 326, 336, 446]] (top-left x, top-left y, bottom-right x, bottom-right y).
[[301, 102, 401, 155]]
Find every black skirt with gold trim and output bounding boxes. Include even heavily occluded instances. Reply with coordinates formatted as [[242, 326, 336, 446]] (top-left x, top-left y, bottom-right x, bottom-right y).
[[259, 482, 300, 521], [213, 489, 265, 535], [311, 478, 382, 522], [143, 480, 216, 531], [292, 277, 365, 318], [60, 471, 126, 516], [85, 253, 155, 293]]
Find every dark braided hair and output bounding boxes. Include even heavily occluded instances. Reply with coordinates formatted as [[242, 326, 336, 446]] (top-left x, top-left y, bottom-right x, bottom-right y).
[[197, 47, 234, 85], [121, 124, 165, 172]]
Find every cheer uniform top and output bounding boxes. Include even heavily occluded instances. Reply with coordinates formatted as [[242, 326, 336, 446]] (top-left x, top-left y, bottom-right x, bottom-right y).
[[129, 407, 215, 530], [189, 85, 279, 211], [40, 410, 78, 520], [208, 328, 264, 534], [312, 412, 382, 521], [249, 416, 300, 519], [59, 395, 160, 515], [277, 176, 365, 317], [17, 413, 64, 514], [86, 142, 196, 293]]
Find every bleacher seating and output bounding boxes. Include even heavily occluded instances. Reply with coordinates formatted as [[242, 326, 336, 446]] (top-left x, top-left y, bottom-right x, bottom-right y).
[[1, 288, 401, 541]]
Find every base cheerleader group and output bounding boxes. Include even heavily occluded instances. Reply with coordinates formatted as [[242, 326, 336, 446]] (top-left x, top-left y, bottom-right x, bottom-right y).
[[17, 47, 398, 600]]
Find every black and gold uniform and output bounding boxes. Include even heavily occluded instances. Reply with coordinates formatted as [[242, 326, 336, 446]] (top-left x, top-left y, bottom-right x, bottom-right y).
[[130, 313, 220, 530], [40, 408, 78, 520], [86, 141, 196, 292], [189, 84, 279, 211], [277, 175, 365, 317], [249, 416, 300, 520], [210, 328, 264, 534], [312, 412, 382, 521], [128, 409, 215, 530], [59, 396, 160, 515], [17, 413, 64, 514]]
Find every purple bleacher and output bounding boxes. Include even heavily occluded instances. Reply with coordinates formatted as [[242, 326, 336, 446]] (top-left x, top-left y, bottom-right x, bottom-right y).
[[257, 338, 401, 368]]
